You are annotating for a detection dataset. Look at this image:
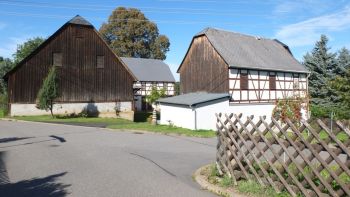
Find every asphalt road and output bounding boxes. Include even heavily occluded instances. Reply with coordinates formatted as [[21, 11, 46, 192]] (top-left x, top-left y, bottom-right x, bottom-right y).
[[0, 120, 217, 197]]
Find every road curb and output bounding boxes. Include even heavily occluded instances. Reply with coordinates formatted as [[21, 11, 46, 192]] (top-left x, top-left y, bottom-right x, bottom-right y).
[[193, 164, 245, 197]]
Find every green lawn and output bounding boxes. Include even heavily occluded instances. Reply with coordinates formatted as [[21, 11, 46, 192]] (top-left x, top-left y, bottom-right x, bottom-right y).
[[13, 115, 216, 138], [0, 109, 4, 118]]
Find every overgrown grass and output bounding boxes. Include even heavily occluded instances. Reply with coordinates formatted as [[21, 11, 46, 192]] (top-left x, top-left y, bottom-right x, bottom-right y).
[[237, 180, 291, 197], [205, 164, 291, 197], [13, 115, 216, 138]]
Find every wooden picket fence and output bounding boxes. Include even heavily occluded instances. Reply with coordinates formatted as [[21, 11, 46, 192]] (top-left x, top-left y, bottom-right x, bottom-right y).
[[216, 113, 350, 197]]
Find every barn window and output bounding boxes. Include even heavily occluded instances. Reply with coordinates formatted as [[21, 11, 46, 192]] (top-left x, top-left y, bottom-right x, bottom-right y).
[[75, 25, 83, 38], [269, 72, 276, 90], [53, 52, 62, 67], [96, 56, 104, 68], [240, 70, 248, 90]]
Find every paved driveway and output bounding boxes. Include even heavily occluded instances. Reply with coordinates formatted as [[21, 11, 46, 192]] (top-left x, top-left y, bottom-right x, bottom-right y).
[[0, 120, 217, 197]]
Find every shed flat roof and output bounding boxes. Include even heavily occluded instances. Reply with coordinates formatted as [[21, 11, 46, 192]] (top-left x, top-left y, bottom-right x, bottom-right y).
[[157, 92, 230, 107]]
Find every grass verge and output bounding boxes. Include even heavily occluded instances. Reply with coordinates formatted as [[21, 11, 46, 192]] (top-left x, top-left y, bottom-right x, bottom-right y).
[[12, 115, 216, 138], [202, 164, 292, 197], [0, 109, 4, 118]]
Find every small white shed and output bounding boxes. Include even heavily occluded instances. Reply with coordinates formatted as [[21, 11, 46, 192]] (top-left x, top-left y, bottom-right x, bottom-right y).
[[157, 92, 230, 130]]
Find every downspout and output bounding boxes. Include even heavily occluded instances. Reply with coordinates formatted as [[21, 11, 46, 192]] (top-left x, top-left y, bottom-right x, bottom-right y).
[[190, 104, 197, 130], [306, 73, 311, 119]]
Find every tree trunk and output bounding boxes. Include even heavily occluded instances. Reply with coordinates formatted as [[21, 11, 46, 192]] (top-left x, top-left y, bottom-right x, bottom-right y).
[[50, 100, 54, 118], [151, 107, 157, 125]]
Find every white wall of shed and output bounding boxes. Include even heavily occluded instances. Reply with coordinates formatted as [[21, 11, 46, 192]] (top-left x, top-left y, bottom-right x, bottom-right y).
[[159, 104, 195, 130]]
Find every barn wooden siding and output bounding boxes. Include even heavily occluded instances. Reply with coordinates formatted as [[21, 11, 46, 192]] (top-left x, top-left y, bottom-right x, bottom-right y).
[[179, 35, 229, 94], [7, 24, 135, 103]]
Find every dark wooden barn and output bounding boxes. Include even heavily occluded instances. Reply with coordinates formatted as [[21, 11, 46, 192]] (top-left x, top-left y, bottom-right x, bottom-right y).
[[3, 15, 136, 119]]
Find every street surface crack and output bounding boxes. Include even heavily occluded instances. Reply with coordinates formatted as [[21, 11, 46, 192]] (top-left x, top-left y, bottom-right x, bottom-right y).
[[128, 152, 176, 177]]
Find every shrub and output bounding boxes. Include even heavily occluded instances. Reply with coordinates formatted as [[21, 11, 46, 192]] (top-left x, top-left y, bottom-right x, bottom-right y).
[[310, 104, 350, 120], [273, 97, 306, 123], [0, 93, 8, 116]]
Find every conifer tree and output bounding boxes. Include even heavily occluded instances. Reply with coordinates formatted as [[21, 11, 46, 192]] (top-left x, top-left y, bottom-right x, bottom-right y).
[[336, 47, 350, 77], [303, 35, 339, 105]]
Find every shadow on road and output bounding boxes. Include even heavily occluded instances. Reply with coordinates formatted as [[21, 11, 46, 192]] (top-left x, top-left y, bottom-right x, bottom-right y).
[[0, 151, 70, 197], [0, 137, 33, 143]]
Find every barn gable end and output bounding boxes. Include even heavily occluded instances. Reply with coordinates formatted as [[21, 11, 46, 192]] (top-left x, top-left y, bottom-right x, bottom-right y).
[[178, 35, 229, 94], [6, 15, 136, 104]]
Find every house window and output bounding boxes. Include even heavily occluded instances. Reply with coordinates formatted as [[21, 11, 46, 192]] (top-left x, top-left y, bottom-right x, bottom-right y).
[[53, 52, 62, 67], [269, 72, 276, 90], [240, 70, 248, 90], [293, 74, 299, 89], [97, 56, 104, 68]]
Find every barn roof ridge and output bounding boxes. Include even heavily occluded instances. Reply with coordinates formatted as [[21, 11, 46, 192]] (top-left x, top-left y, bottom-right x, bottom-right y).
[[196, 27, 268, 40], [67, 15, 93, 26]]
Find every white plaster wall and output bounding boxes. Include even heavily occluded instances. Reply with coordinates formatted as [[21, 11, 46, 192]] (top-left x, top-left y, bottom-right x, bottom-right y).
[[227, 103, 275, 121], [159, 104, 195, 130], [159, 100, 276, 131], [160, 100, 309, 131], [10, 102, 132, 117], [195, 99, 229, 130]]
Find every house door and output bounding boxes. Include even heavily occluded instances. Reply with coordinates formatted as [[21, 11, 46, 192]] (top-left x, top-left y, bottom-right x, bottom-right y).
[[141, 97, 153, 111]]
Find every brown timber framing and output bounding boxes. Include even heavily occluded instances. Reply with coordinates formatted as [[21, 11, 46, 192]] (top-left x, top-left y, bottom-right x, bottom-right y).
[[135, 81, 175, 96], [4, 18, 137, 104], [229, 69, 307, 104]]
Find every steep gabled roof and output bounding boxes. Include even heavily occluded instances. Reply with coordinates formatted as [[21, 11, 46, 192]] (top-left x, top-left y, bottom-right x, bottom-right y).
[[178, 28, 308, 73], [157, 92, 230, 107], [3, 15, 137, 81], [121, 57, 175, 82]]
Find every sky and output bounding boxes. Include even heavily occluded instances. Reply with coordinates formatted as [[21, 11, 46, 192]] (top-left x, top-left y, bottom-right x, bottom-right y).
[[0, 0, 350, 81]]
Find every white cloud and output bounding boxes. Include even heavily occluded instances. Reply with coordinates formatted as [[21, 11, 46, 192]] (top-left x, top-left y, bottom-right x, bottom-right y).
[[274, 0, 335, 15], [275, 6, 350, 47], [164, 61, 180, 82], [0, 36, 34, 58]]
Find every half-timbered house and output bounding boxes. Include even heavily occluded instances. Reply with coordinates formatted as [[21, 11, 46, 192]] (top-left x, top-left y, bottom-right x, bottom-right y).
[[121, 57, 175, 111], [159, 28, 309, 130], [3, 15, 136, 120]]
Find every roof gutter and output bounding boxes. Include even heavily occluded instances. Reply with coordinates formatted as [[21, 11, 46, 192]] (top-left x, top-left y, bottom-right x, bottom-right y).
[[228, 66, 310, 74]]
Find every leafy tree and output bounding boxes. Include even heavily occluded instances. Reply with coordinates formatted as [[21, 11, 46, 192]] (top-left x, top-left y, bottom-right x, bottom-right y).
[[145, 86, 166, 125], [36, 67, 59, 117], [99, 7, 170, 60], [13, 37, 45, 64], [336, 47, 350, 77], [145, 86, 166, 105], [303, 35, 339, 105], [0, 57, 13, 94]]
